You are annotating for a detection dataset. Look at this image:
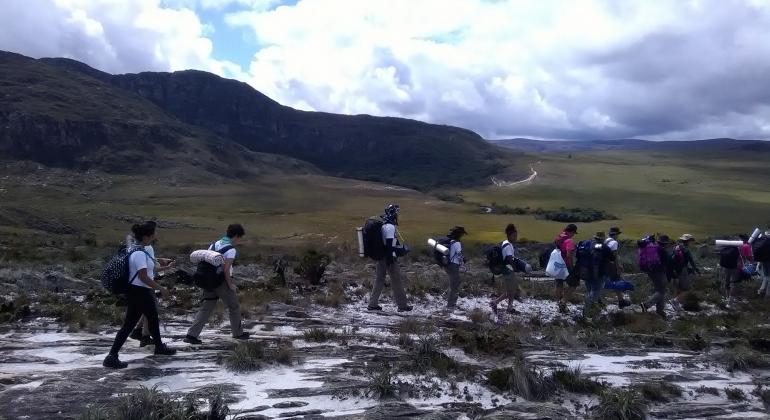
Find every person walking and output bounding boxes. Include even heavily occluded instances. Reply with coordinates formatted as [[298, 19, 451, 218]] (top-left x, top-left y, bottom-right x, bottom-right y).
[[368, 204, 412, 312], [580, 232, 606, 317], [103, 222, 176, 369], [725, 234, 754, 309], [490, 224, 520, 314], [444, 226, 467, 311], [640, 234, 671, 318], [554, 224, 578, 314], [184, 224, 250, 344], [759, 230, 770, 298], [670, 234, 700, 311], [602, 227, 631, 308]]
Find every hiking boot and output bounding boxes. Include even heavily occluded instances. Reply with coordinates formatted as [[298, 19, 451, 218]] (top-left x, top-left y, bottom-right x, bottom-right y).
[[129, 328, 143, 341], [489, 302, 498, 314], [618, 299, 631, 309], [139, 336, 154, 347], [103, 354, 128, 369], [558, 302, 568, 314], [183, 335, 202, 345], [367, 304, 383, 311], [671, 299, 683, 313], [154, 344, 177, 356], [234, 332, 250, 340], [397, 305, 413, 312]]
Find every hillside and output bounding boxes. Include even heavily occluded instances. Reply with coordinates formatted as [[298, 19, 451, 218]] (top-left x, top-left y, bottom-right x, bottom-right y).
[[492, 137, 770, 153], [41, 56, 515, 190], [0, 51, 317, 180]]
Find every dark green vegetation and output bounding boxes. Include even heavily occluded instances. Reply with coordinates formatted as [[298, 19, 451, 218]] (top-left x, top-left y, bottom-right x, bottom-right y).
[[39, 54, 516, 190], [218, 340, 294, 372], [80, 386, 229, 420], [483, 203, 617, 223], [592, 388, 647, 420]]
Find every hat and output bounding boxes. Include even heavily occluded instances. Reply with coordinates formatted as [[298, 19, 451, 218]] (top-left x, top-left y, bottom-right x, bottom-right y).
[[609, 227, 622, 236], [679, 234, 694, 242], [657, 234, 672, 244], [594, 231, 606, 240], [448, 226, 468, 238], [565, 224, 578, 233]]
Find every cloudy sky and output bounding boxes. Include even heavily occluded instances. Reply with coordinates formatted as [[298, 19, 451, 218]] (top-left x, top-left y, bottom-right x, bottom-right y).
[[2, 0, 770, 140]]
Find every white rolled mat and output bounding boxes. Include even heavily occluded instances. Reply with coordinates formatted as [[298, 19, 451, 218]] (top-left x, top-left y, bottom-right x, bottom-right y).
[[427, 238, 449, 255], [190, 249, 224, 266]]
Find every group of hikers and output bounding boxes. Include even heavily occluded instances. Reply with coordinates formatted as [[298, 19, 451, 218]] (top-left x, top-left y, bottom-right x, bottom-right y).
[[101, 205, 770, 369]]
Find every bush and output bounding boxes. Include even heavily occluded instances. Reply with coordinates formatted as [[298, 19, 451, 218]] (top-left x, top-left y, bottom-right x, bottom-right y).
[[302, 327, 339, 342], [294, 249, 330, 285], [80, 385, 229, 420], [487, 359, 557, 401], [536, 207, 617, 223], [219, 341, 266, 372], [366, 364, 398, 399], [552, 366, 606, 394], [721, 346, 770, 372], [695, 386, 720, 396], [592, 388, 647, 420], [725, 387, 747, 401]]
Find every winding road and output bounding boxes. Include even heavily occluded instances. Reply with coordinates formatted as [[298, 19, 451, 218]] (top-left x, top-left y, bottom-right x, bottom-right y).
[[491, 165, 538, 187]]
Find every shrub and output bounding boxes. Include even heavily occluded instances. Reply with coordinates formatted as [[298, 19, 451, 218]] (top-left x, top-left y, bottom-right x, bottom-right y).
[[303, 327, 339, 342], [219, 341, 266, 372], [680, 292, 702, 312], [487, 359, 557, 401], [294, 249, 330, 285], [636, 381, 683, 402], [535, 207, 617, 223], [468, 308, 488, 324], [695, 386, 720, 396], [79, 385, 229, 420], [725, 387, 747, 401], [552, 366, 605, 394], [366, 364, 398, 399], [721, 346, 770, 372], [592, 388, 647, 420]]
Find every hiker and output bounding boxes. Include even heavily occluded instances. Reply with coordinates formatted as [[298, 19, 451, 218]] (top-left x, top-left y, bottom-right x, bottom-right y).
[[490, 224, 520, 314], [129, 222, 176, 346], [445, 226, 467, 311], [184, 224, 250, 344], [368, 204, 412, 312], [724, 234, 754, 309], [578, 232, 606, 317], [640, 234, 671, 318], [103, 222, 176, 369], [758, 230, 770, 298], [670, 234, 700, 311], [554, 224, 579, 313], [602, 227, 631, 308]]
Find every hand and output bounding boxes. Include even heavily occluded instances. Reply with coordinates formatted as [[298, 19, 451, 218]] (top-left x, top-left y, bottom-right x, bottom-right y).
[[228, 282, 237, 292], [164, 260, 176, 269], [160, 287, 170, 299]]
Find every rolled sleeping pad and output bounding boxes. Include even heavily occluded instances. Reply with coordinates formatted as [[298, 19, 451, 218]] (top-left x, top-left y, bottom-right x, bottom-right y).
[[749, 228, 761, 244], [356, 227, 365, 257], [715, 240, 744, 248], [427, 238, 450, 255], [190, 249, 225, 266], [604, 279, 635, 291]]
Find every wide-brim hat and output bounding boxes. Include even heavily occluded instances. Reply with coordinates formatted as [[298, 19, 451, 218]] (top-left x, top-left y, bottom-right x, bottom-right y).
[[658, 234, 672, 244], [449, 226, 468, 237], [594, 231, 606, 240], [679, 234, 694, 242], [609, 227, 622, 235]]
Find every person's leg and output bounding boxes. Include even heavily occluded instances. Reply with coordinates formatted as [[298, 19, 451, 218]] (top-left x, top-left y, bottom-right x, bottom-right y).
[[388, 261, 409, 308], [506, 272, 517, 311], [369, 260, 387, 307], [109, 288, 145, 356], [759, 263, 769, 297], [217, 282, 244, 337], [727, 269, 740, 307], [653, 271, 667, 314], [186, 289, 219, 339], [137, 288, 164, 347], [446, 264, 461, 309]]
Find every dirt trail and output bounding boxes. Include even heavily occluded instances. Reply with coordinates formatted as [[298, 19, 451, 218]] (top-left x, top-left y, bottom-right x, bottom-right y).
[[490, 165, 537, 187]]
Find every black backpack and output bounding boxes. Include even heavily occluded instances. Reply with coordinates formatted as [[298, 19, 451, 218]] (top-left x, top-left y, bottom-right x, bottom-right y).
[[485, 244, 506, 275], [193, 244, 234, 289], [539, 243, 556, 269], [362, 218, 385, 260], [719, 246, 740, 269], [433, 237, 454, 267], [101, 246, 146, 295], [753, 236, 770, 263]]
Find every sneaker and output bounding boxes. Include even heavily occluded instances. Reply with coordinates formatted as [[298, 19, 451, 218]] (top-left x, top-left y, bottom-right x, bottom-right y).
[[618, 299, 631, 309], [103, 354, 128, 369], [234, 332, 250, 340], [129, 329, 143, 341], [183, 335, 202, 345], [397, 305, 413, 312], [139, 336, 154, 347], [367, 305, 383, 311], [154, 344, 177, 356]]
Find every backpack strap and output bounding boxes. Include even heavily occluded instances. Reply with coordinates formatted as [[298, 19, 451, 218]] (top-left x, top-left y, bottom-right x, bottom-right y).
[[217, 245, 235, 256]]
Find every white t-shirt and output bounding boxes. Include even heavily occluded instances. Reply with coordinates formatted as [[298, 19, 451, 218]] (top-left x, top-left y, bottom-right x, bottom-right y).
[[129, 246, 155, 288], [210, 240, 237, 277], [448, 241, 463, 265], [605, 238, 619, 252], [502, 240, 515, 260]]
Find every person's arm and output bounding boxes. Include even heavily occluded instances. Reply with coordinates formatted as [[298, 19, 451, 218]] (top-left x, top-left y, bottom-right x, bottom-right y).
[[223, 258, 236, 291], [686, 250, 700, 274], [384, 238, 396, 264], [565, 248, 575, 270], [136, 269, 170, 298]]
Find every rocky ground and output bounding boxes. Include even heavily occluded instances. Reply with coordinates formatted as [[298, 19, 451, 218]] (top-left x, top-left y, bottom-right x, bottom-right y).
[[1, 257, 769, 419]]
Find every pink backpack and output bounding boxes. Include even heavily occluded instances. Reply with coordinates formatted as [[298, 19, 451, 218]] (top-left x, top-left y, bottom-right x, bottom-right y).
[[637, 242, 662, 272]]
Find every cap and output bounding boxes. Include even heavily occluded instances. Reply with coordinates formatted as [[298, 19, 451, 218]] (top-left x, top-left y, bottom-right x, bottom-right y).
[[679, 234, 694, 242]]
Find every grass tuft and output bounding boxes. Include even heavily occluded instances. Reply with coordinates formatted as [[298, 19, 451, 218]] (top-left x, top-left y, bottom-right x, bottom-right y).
[[487, 359, 557, 401], [592, 388, 647, 420], [724, 387, 747, 402], [552, 365, 606, 394], [302, 327, 339, 342], [636, 380, 683, 402]]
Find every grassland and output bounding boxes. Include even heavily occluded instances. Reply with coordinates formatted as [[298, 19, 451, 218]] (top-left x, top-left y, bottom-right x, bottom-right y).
[[1, 145, 769, 255]]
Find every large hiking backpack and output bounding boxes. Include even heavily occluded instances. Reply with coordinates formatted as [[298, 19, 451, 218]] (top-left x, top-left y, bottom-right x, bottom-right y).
[[193, 244, 234, 289], [576, 240, 602, 280], [671, 245, 686, 272], [486, 244, 506, 275], [637, 240, 662, 272], [719, 246, 740, 269], [433, 237, 453, 267], [362, 218, 385, 260], [752, 236, 770, 263], [101, 246, 145, 294]]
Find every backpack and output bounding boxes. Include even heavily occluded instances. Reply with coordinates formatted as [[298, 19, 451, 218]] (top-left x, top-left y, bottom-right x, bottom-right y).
[[719, 246, 740, 269], [362, 218, 385, 260], [193, 244, 234, 289], [101, 246, 146, 294], [539, 244, 556, 270], [637, 240, 662, 272], [433, 237, 454, 267], [672, 245, 686, 271], [576, 240, 603, 280], [486, 244, 506, 275], [753, 236, 770, 263]]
